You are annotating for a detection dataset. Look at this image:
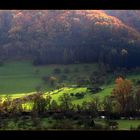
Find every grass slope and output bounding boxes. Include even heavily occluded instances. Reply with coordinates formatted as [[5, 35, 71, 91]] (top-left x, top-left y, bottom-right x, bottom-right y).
[[0, 61, 97, 94], [1, 61, 140, 105], [117, 120, 140, 130]]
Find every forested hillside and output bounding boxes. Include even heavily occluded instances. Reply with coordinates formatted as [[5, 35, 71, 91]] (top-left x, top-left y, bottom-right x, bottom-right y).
[[105, 10, 140, 33], [0, 10, 140, 68]]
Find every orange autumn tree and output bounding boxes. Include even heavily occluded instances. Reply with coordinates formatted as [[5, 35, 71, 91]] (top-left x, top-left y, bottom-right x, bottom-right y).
[[112, 77, 133, 112]]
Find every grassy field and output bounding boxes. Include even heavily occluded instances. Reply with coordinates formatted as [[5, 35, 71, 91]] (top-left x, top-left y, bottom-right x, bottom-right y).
[[0, 61, 98, 94], [0, 61, 108, 105], [0, 60, 140, 103], [117, 120, 140, 130], [95, 119, 140, 130], [0, 61, 115, 110]]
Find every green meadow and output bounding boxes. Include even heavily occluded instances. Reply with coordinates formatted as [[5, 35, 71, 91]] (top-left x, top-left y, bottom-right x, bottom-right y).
[[0, 61, 140, 102], [0, 61, 98, 94], [0, 61, 114, 106]]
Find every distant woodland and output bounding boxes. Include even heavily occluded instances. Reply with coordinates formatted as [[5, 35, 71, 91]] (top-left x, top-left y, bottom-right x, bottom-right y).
[[0, 10, 140, 68]]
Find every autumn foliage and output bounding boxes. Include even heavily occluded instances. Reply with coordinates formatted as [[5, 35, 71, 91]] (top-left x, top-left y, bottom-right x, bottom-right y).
[[114, 77, 124, 85], [112, 77, 133, 112], [0, 10, 140, 67], [113, 78, 132, 96]]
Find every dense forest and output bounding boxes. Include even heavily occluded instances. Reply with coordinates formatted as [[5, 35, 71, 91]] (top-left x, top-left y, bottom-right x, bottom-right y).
[[0, 10, 140, 68]]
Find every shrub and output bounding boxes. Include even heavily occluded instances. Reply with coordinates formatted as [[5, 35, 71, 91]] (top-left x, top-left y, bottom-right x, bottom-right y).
[[59, 93, 72, 111], [89, 72, 106, 86], [75, 92, 85, 99], [56, 83, 65, 89], [105, 120, 118, 130], [42, 76, 58, 86], [87, 87, 102, 94], [49, 76, 58, 86], [76, 77, 89, 87], [32, 96, 48, 114], [35, 85, 42, 92], [70, 93, 74, 96], [50, 100, 58, 111]]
